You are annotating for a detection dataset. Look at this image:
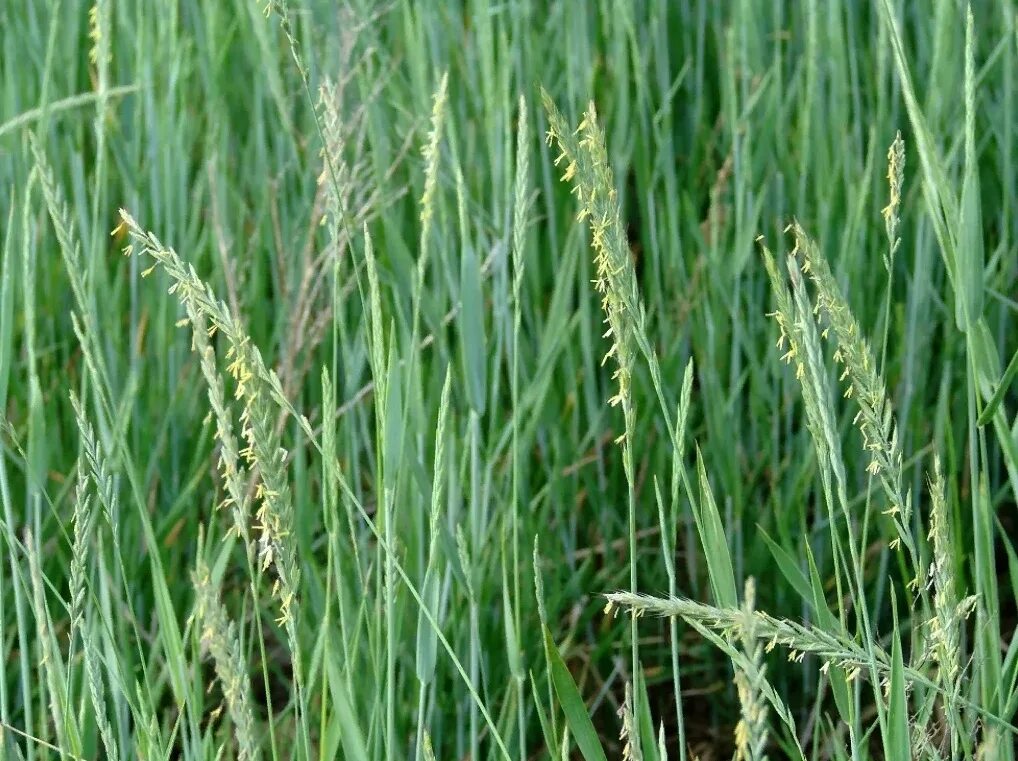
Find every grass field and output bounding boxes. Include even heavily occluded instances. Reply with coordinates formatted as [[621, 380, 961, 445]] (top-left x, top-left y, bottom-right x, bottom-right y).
[[2, 1, 1017, 759]]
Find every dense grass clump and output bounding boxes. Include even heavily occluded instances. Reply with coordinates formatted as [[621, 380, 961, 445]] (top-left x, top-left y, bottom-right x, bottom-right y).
[[1, 1, 1016, 759]]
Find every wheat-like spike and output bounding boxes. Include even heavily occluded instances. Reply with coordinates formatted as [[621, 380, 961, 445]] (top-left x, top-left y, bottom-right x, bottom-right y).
[[70, 391, 117, 527], [30, 135, 91, 325], [619, 682, 642, 761], [68, 459, 93, 641], [192, 559, 261, 761], [607, 591, 883, 677], [86, 0, 111, 69], [118, 210, 303, 677], [421, 731, 437, 761], [543, 91, 649, 747], [118, 213, 300, 579], [882, 131, 906, 264], [788, 255, 851, 507], [83, 632, 118, 761], [316, 73, 372, 250], [761, 244, 857, 598], [245, 374, 301, 632], [117, 210, 250, 354], [922, 455, 978, 757], [790, 223, 922, 583], [188, 306, 252, 551], [927, 456, 960, 685], [419, 72, 450, 251], [316, 78, 352, 194], [761, 245, 833, 497], [734, 579, 770, 761], [543, 93, 640, 423], [511, 95, 531, 301], [68, 398, 119, 759], [117, 211, 310, 437]]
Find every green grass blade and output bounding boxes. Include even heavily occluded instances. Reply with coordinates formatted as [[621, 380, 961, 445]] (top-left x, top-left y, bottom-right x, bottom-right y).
[[692, 447, 738, 609], [542, 626, 608, 761]]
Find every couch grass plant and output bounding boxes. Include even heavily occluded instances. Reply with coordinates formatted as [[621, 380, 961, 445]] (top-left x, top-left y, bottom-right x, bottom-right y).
[[2, 1, 1017, 759]]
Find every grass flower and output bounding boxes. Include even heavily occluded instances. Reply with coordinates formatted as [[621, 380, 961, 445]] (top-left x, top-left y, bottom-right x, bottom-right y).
[[542, 94, 640, 421], [117, 211, 301, 624], [192, 559, 261, 761], [790, 223, 920, 580]]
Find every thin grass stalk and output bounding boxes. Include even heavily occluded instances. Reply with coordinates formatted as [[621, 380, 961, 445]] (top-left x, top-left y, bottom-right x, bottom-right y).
[[509, 93, 530, 761], [664, 364, 694, 761], [3, 185, 36, 761], [67, 462, 92, 651], [86, 0, 112, 328], [30, 135, 118, 422], [786, 252, 884, 743], [414, 370, 452, 760]]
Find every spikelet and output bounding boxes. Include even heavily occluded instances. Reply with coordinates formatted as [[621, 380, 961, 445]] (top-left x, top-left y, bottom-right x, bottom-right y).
[[192, 559, 260, 761], [69, 395, 120, 759], [315, 52, 379, 245], [87, 0, 111, 69], [923, 454, 977, 713], [188, 306, 252, 551], [260, 0, 307, 78], [619, 682, 643, 761], [926, 456, 959, 685], [83, 632, 118, 761], [316, 77, 354, 229], [882, 131, 906, 267], [734, 579, 770, 761], [761, 244, 849, 511], [30, 135, 89, 319], [511, 95, 531, 300], [421, 731, 437, 761], [68, 458, 93, 640], [70, 392, 117, 526], [87, 4, 101, 65], [419, 73, 450, 242]]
